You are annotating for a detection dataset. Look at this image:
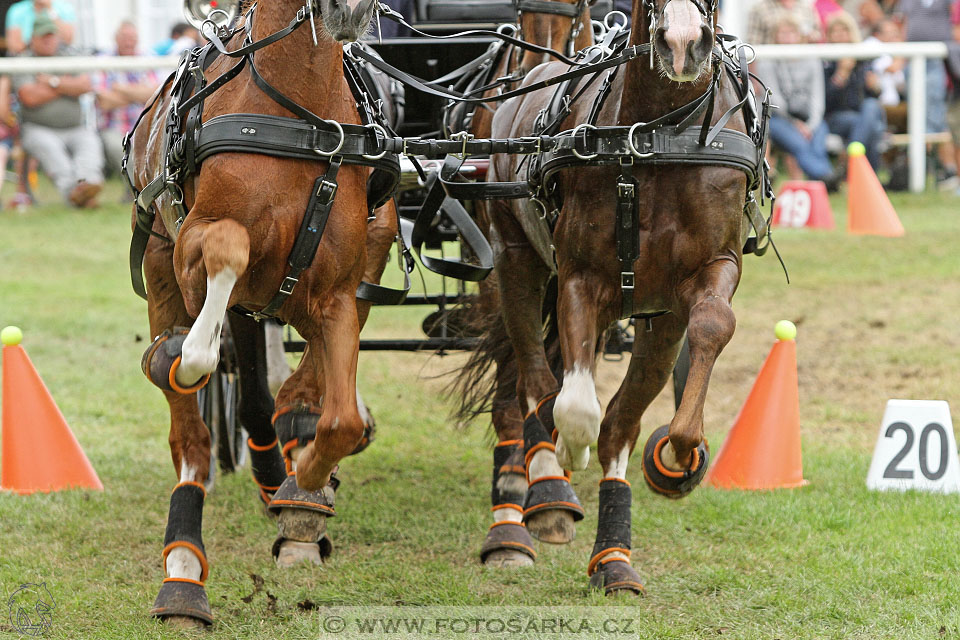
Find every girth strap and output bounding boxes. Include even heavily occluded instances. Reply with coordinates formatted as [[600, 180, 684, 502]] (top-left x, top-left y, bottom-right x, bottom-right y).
[[615, 172, 639, 319], [257, 156, 342, 319]]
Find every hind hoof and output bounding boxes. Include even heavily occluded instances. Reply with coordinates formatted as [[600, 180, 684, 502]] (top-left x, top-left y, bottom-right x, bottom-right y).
[[525, 509, 576, 544], [641, 425, 709, 499], [589, 559, 644, 596], [484, 549, 535, 568], [164, 615, 207, 630], [276, 540, 324, 568]]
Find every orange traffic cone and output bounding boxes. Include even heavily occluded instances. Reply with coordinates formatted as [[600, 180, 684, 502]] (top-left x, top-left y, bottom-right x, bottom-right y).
[[1, 326, 103, 494], [705, 321, 807, 490], [846, 142, 905, 237]]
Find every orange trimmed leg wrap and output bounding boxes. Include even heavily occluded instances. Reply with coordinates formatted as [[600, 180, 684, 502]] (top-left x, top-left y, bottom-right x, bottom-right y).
[[588, 479, 643, 595]]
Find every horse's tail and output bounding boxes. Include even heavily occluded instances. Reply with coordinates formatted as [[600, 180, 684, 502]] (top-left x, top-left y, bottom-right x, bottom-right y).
[[449, 278, 563, 427]]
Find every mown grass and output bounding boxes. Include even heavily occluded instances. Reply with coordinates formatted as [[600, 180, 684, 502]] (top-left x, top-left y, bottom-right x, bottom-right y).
[[1, 180, 960, 639]]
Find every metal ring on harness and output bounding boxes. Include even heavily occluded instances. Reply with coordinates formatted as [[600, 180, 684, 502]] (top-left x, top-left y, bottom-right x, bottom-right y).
[[496, 23, 519, 37], [604, 10, 628, 30], [530, 196, 549, 220], [313, 119, 345, 157], [571, 123, 598, 160], [627, 122, 655, 159], [736, 43, 757, 65], [591, 19, 606, 42], [362, 123, 388, 160]]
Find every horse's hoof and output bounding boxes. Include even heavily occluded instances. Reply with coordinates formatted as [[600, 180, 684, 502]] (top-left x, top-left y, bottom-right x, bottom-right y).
[[275, 540, 324, 568], [589, 559, 644, 596], [484, 549, 535, 568], [555, 435, 590, 471], [164, 615, 207, 630], [525, 509, 576, 544], [480, 521, 536, 566], [150, 578, 213, 626], [641, 424, 709, 499], [140, 328, 210, 394]]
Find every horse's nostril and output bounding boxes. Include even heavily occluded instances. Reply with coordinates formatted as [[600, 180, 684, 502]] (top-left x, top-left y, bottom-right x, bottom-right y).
[[654, 28, 670, 55]]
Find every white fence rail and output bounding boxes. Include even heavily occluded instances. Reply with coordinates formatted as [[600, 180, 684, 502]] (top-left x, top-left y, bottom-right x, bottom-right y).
[[1, 41, 950, 192]]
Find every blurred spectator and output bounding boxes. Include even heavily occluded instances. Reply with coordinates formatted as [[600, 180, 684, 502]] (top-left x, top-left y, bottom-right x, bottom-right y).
[[843, 0, 886, 34], [900, 0, 958, 188], [946, 0, 960, 188], [152, 22, 200, 56], [5, 0, 75, 55], [747, 0, 822, 44], [0, 75, 14, 198], [95, 21, 158, 176], [815, 0, 845, 30], [866, 18, 907, 132], [756, 15, 839, 188], [12, 14, 104, 208], [823, 10, 886, 168]]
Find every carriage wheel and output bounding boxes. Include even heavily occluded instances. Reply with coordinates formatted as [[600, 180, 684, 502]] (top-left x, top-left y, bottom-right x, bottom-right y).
[[196, 320, 248, 478]]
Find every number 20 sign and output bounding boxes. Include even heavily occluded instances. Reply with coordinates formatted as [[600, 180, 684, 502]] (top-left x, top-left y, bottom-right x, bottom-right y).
[[866, 400, 960, 493]]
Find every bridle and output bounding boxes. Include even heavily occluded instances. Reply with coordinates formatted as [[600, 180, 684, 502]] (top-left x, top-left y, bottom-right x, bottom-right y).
[[513, 0, 592, 57]]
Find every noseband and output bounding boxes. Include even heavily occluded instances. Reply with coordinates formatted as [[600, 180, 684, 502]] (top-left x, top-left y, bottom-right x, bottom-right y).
[[513, 0, 591, 56]]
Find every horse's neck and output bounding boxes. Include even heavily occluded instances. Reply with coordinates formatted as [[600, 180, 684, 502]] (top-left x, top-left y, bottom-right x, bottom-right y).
[[616, 6, 713, 126], [517, 10, 594, 71], [250, 1, 347, 114]]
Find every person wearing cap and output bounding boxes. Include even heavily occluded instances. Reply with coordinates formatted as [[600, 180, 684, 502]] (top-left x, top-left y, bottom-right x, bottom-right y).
[[12, 13, 104, 208], [4, 0, 76, 55]]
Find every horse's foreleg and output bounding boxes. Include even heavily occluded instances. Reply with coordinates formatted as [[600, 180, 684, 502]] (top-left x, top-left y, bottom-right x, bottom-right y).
[[589, 314, 686, 595], [552, 274, 609, 471], [174, 219, 250, 388], [659, 257, 740, 474], [496, 240, 582, 543]]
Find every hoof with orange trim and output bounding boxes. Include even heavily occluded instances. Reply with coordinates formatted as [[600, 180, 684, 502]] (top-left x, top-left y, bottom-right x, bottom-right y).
[[141, 328, 210, 394], [641, 424, 709, 499]]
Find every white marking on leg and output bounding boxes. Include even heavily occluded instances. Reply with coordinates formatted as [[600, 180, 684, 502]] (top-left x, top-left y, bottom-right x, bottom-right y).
[[493, 507, 523, 524], [528, 448, 564, 480], [179, 458, 197, 483], [553, 366, 601, 470], [356, 389, 373, 428], [604, 445, 631, 480], [289, 446, 304, 472], [177, 268, 237, 387]]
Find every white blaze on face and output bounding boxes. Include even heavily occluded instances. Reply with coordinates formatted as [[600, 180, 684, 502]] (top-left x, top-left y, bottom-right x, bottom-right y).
[[662, 0, 705, 78]]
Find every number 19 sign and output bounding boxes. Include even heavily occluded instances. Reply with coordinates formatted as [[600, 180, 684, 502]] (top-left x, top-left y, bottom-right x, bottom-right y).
[[866, 400, 960, 493]]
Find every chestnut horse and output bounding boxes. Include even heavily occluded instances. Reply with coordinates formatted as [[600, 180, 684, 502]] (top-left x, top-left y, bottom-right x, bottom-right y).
[[459, 0, 756, 593], [445, 0, 599, 569], [128, 0, 387, 626]]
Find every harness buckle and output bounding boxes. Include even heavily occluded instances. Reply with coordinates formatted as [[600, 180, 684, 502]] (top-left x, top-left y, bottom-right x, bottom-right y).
[[617, 181, 635, 199], [450, 131, 475, 159], [279, 276, 299, 295], [297, 6, 307, 22], [621, 271, 635, 290], [517, 136, 542, 155], [316, 178, 339, 204]]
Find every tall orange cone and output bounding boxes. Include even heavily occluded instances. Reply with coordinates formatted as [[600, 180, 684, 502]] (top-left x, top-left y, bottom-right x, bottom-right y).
[[1, 326, 103, 494], [705, 321, 807, 490], [846, 141, 905, 237]]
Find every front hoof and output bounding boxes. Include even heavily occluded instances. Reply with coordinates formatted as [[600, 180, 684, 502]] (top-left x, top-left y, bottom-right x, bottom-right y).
[[141, 328, 210, 394], [589, 560, 644, 596], [165, 615, 207, 630], [555, 435, 590, 471], [641, 425, 709, 499], [275, 539, 327, 567], [484, 549, 535, 568], [525, 509, 576, 544], [150, 579, 213, 626]]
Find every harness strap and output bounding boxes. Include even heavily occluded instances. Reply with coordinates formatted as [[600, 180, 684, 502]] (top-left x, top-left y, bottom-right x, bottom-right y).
[[515, 0, 583, 17], [615, 172, 639, 319], [257, 156, 343, 319]]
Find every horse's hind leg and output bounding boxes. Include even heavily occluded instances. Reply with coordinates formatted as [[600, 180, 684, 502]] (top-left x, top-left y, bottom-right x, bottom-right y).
[[588, 314, 686, 595], [140, 234, 215, 628], [642, 257, 739, 491]]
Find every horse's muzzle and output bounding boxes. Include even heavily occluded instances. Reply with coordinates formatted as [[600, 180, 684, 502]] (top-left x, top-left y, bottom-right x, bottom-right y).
[[321, 0, 378, 43]]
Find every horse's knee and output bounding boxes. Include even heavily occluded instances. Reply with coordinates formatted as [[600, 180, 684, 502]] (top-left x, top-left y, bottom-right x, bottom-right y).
[[687, 295, 735, 357], [201, 218, 249, 278]]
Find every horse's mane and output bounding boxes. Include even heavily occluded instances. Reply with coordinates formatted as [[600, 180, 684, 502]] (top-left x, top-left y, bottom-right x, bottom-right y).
[[239, 0, 255, 13]]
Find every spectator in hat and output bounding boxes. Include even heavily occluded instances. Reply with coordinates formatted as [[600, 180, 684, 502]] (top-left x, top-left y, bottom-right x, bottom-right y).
[[95, 21, 159, 177], [12, 13, 104, 208], [4, 0, 76, 55]]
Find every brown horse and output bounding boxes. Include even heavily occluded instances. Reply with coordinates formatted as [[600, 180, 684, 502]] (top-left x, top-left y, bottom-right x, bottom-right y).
[[459, 0, 752, 593], [128, 0, 385, 626], [449, 0, 599, 569]]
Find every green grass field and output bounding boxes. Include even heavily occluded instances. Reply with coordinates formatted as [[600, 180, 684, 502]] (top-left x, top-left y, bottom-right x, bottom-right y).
[[2, 180, 960, 639]]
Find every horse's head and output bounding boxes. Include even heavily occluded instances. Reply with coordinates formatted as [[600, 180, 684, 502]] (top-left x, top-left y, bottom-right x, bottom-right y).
[[647, 0, 715, 82], [515, 0, 592, 71], [319, 0, 377, 42]]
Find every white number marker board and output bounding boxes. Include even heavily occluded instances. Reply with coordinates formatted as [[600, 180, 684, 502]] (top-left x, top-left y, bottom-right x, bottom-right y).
[[866, 400, 960, 493]]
